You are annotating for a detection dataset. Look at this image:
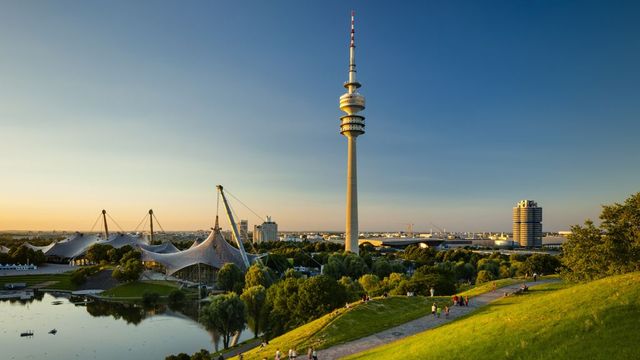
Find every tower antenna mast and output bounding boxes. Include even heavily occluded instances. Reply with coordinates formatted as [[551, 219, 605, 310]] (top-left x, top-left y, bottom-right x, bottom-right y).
[[339, 10, 366, 254]]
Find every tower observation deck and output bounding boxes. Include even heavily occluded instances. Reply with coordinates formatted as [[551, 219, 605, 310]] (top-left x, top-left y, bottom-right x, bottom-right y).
[[340, 11, 365, 254]]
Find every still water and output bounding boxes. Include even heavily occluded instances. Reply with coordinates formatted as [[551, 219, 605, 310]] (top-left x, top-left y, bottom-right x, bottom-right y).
[[1, 292, 252, 360]]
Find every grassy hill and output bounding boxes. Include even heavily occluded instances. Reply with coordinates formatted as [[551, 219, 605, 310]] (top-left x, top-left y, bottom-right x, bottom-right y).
[[234, 277, 549, 359], [346, 272, 640, 360]]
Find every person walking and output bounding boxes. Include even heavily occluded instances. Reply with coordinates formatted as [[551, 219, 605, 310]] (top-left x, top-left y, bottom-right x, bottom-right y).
[[452, 295, 458, 305], [444, 306, 449, 318], [432, 303, 437, 317], [312, 348, 318, 360], [307, 348, 313, 360], [436, 306, 442, 318], [275, 348, 281, 360], [430, 287, 435, 297], [464, 295, 469, 307], [291, 349, 297, 360], [533, 273, 538, 282]]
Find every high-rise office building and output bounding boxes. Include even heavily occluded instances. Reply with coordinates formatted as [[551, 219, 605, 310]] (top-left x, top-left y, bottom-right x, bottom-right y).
[[339, 12, 366, 255], [236, 220, 248, 242], [253, 216, 278, 243], [513, 200, 543, 247]]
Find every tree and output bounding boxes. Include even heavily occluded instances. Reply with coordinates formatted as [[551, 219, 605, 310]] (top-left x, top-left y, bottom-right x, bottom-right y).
[[476, 270, 495, 284], [522, 254, 561, 275], [338, 276, 364, 301], [562, 192, 640, 282], [266, 276, 303, 335], [323, 254, 346, 279], [244, 264, 272, 289], [112, 259, 143, 282], [241, 285, 267, 338], [358, 274, 381, 296], [296, 275, 346, 321], [200, 293, 246, 349], [217, 263, 244, 292], [85, 244, 113, 263], [372, 258, 392, 278], [344, 253, 369, 278]]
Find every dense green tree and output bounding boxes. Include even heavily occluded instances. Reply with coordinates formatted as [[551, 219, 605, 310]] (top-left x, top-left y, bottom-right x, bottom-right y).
[[563, 192, 640, 282], [323, 254, 346, 279], [112, 259, 143, 282], [200, 293, 246, 349], [9, 246, 46, 265], [190, 349, 211, 360], [476, 269, 495, 284], [217, 263, 244, 292], [296, 275, 346, 321], [85, 244, 113, 263], [265, 276, 303, 335], [165, 353, 191, 360], [372, 258, 392, 278], [241, 285, 267, 338], [344, 253, 369, 278], [522, 254, 561, 276], [358, 274, 381, 296], [338, 276, 365, 301], [244, 264, 272, 289]]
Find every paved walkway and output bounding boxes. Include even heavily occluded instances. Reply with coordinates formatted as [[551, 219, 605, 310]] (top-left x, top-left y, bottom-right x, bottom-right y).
[[318, 279, 559, 360]]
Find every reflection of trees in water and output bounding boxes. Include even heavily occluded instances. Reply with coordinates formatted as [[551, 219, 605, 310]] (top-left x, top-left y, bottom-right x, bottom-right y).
[[86, 301, 148, 325], [84, 299, 207, 326]]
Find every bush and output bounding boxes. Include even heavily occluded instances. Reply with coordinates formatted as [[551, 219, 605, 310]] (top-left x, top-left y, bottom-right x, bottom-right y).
[[142, 292, 161, 307], [70, 265, 102, 285], [168, 289, 187, 306]]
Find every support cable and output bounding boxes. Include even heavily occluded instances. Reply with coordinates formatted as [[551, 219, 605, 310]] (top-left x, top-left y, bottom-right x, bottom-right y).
[[89, 212, 103, 232], [224, 189, 266, 223], [133, 213, 148, 233], [152, 213, 166, 233], [106, 213, 125, 232]]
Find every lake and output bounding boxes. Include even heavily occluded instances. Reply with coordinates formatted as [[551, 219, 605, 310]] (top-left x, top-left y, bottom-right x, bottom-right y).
[[0, 292, 253, 360]]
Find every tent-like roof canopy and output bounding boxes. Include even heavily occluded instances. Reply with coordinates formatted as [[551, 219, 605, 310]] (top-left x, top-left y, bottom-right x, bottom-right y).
[[141, 228, 254, 275]]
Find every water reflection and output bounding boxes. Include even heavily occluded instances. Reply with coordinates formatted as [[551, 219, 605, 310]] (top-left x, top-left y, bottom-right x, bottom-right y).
[[0, 291, 249, 359]]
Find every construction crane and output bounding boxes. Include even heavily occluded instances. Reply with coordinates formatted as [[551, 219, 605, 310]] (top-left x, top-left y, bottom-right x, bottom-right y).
[[217, 185, 251, 268]]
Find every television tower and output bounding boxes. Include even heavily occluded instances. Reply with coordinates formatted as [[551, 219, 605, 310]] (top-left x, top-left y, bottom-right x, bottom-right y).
[[339, 11, 365, 254]]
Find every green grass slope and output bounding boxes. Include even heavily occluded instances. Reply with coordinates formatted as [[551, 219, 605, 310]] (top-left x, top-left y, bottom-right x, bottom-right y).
[[0, 273, 76, 290], [101, 280, 180, 298], [237, 296, 451, 359], [346, 272, 640, 360]]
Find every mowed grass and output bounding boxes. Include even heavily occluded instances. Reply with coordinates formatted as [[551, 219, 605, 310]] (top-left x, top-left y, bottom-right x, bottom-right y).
[[308, 296, 451, 349], [457, 275, 560, 298], [0, 273, 76, 291], [235, 305, 349, 360], [235, 296, 451, 360], [101, 280, 180, 298], [346, 272, 640, 360]]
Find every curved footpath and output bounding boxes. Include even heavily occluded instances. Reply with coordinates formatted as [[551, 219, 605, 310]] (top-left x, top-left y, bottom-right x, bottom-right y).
[[319, 279, 560, 360]]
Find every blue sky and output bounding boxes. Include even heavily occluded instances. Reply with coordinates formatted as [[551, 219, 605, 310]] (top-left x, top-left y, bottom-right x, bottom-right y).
[[0, 1, 638, 232]]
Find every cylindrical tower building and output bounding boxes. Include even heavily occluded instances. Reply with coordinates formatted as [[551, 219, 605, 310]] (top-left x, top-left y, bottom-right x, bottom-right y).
[[513, 200, 543, 247], [340, 12, 365, 254]]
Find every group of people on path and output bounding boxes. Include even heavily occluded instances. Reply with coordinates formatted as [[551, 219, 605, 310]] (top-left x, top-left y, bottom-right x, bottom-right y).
[[452, 294, 469, 307], [272, 347, 317, 360], [430, 303, 449, 318]]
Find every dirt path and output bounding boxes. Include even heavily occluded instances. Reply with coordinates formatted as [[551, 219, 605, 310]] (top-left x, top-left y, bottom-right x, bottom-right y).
[[318, 279, 560, 360]]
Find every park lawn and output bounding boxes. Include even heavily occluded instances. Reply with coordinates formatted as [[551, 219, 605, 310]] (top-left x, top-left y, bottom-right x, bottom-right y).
[[235, 296, 451, 360], [307, 296, 451, 349], [101, 280, 181, 298], [457, 275, 560, 298], [235, 302, 352, 360], [0, 273, 76, 291], [346, 272, 640, 360]]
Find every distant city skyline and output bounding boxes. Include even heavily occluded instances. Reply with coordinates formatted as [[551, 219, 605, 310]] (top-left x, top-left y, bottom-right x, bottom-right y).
[[1, 1, 639, 232]]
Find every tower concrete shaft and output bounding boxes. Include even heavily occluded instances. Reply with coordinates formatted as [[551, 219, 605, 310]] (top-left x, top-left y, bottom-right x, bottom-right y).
[[340, 11, 365, 254]]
